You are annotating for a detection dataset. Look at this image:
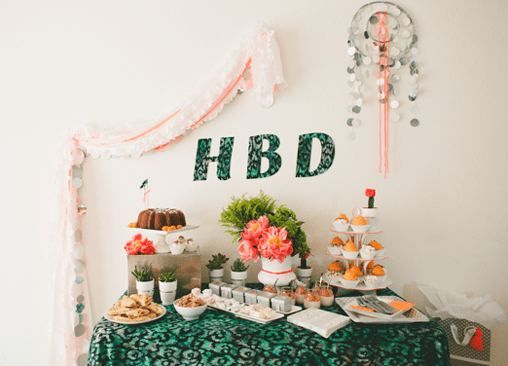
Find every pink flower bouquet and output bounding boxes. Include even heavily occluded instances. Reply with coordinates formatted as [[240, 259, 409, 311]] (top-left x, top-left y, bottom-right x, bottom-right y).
[[237, 216, 293, 264], [124, 233, 155, 255]]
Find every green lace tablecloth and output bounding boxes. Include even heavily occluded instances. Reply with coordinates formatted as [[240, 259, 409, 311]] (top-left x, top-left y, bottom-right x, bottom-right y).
[[87, 285, 450, 366]]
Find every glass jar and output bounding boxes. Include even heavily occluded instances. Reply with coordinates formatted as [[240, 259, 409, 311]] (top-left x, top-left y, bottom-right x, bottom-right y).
[[294, 285, 308, 305], [303, 288, 321, 309], [318, 283, 334, 307], [262, 284, 278, 294], [280, 286, 296, 305]]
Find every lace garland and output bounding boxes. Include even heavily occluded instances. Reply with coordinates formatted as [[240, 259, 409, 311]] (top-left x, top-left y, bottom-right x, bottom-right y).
[[48, 22, 286, 365]]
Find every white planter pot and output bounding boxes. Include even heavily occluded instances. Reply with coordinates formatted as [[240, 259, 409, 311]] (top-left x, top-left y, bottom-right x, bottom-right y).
[[231, 270, 248, 286], [295, 266, 313, 284], [258, 256, 296, 287], [361, 207, 378, 230], [210, 268, 224, 282], [136, 279, 154, 297], [160, 291, 176, 305], [159, 280, 177, 292]]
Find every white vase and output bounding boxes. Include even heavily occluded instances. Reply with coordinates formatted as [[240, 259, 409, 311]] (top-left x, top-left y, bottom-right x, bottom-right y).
[[160, 291, 176, 305], [210, 268, 224, 282], [231, 270, 248, 286], [258, 256, 296, 287], [136, 279, 154, 297], [159, 280, 177, 292], [362, 207, 379, 230]]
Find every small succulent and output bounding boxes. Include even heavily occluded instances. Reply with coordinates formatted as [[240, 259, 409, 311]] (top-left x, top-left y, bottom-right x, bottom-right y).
[[206, 253, 230, 270], [365, 189, 376, 208], [231, 258, 249, 272], [131, 265, 153, 281], [158, 270, 176, 282]]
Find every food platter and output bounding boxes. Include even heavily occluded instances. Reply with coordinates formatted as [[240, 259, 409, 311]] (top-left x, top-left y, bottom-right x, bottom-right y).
[[234, 311, 285, 324], [336, 296, 430, 324], [105, 306, 167, 325]]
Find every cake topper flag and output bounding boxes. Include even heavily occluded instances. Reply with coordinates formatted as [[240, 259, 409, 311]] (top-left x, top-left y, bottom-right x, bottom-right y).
[[140, 179, 150, 209], [346, 1, 420, 177]]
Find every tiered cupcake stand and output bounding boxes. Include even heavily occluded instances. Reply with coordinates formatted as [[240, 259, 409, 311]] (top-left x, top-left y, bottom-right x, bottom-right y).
[[323, 229, 393, 295]]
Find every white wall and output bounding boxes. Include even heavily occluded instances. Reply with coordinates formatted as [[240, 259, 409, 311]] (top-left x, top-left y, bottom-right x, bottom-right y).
[[1, 1, 507, 365]]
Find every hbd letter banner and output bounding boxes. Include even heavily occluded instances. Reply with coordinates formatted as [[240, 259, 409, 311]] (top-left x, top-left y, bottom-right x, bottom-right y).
[[49, 22, 286, 366]]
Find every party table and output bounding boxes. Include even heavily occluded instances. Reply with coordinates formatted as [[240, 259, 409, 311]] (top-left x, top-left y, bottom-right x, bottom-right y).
[[87, 285, 450, 366]]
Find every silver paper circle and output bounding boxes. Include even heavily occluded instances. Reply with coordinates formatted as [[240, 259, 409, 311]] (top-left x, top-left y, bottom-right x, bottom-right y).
[[347, 118, 353, 127], [75, 284, 83, 295], [411, 105, 419, 114], [73, 244, 85, 259], [348, 132, 356, 140], [363, 56, 372, 65], [390, 100, 400, 109], [352, 118, 361, 127], [391, 112, 401, 122], [74, 260, 85, 273], [75, 313, 84, 325], [72, 166, 83, 179], [75, 219, 81, 229], [77, 295, 85, 303], [75, 274, 85, 284], [77, 353, 88, 366], [77, 205, 87, 215], [90, 152, 100, 159], [74, 230, 82, 242], [392, 74, 400, 82], [72, 178, 83, 189], [410, 118, 420, 127], [74, 324, 86, 337]]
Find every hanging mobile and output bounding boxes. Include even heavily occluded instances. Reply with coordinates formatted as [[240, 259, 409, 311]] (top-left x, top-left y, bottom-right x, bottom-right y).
[[346, 1, 420, 177]]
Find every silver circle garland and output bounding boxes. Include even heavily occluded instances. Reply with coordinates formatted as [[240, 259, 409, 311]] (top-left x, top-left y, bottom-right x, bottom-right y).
[[346, 1, 420, 176]]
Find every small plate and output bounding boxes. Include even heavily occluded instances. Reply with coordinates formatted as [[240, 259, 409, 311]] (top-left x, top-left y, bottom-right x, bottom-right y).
[[105, 306, 167, 325], [276, 305, 302, 315], [235, 311, 285, 324]]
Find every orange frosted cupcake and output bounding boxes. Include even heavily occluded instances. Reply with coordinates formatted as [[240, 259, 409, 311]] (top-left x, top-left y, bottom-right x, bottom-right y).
[[342, 240, 359, 259], [331, 236, 344, 247], [342, 269, 357, 281], [341, 269, 359, 288], [371, 265, 385, 276], [366, 260, 375, 269], [335, 213, 349, 223], [351, 215, 367, 226], [328, 261, 342, 272], [351, 215, 370, 233], [349, 264, 363, 277], [343, 240, 358, 251], [369, 240, 383, 250]]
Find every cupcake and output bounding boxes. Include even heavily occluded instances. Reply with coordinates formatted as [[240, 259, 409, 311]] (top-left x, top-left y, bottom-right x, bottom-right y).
[[328, 261, 343, 273], [333, 213, 350, 231], [370, 265, 386, 282], [351, 215, 370, 233], [364, 275, 380, 289], [341, 269, 359, 288], [370, 240, 386, 257], [329, 236, 344, 255], [360, 244, 376, 259], [342, 240, 359, 259], [186, 238, 198, 251]]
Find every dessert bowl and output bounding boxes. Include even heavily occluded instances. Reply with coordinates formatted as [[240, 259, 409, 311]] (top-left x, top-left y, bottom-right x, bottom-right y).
[[173, 301, 207, 321], [351, 224, 371, 233], [375, 248, 386, 257], [363, 275, 381, 289], [341, 248, 359, 259]]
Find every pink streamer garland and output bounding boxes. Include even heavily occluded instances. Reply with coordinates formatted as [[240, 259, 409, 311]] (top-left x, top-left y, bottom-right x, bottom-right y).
[[49, 22, 287, 365]]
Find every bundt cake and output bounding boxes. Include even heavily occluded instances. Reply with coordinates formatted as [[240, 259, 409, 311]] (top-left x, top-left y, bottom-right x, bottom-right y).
[[137, 208, 186, 230]]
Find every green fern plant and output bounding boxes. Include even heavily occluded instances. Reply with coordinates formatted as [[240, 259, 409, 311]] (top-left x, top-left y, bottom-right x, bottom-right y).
[[219, 191, 310, 268]]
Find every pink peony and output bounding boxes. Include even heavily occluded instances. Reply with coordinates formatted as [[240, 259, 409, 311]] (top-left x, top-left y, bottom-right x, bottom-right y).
[[238, 238, 260, 262], [124, 234, 155, 255], [241, 216, 269, 241], [258, 226, 293, 263]]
